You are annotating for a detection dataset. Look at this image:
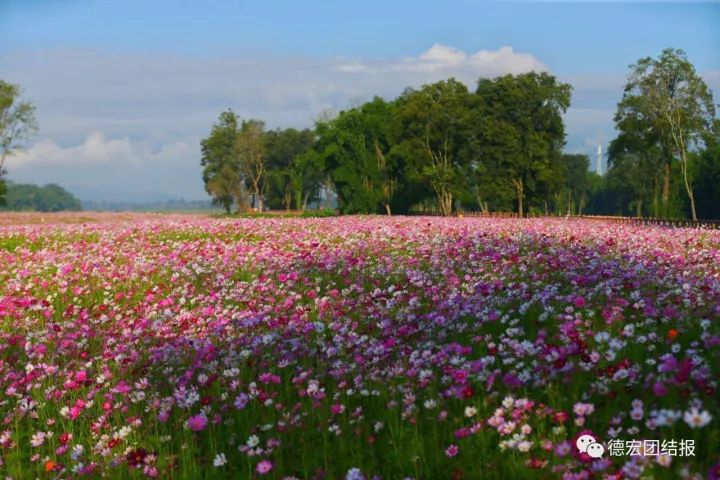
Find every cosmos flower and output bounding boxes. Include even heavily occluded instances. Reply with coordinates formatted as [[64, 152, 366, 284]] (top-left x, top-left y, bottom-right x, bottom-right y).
[[684, 408, 712, 428], [213, 453, 227, 467], [186, 414, 208, 432], [256, 460, 273, 474]]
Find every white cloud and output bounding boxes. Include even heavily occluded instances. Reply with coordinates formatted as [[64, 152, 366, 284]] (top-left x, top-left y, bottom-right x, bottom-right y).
[[331, 43, 547, 79], [417, 44, 468, 65], [13, 132, 190, 168]]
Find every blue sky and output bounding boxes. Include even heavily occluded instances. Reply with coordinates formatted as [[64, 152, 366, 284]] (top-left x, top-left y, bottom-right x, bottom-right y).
[[1, 0, 719, 201]]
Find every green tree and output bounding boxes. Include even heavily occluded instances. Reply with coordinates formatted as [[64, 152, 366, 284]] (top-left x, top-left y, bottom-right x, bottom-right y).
[[237, 119, 266, 210], [475, 72, 572, 216], [290, 148, 326, 211], [615, 48, 716, 220], [607, 128, 667, 217], [693, 144, 720, 219], [0, 80, 38, 204], [557, 154, 592, 215], [0, 182, 81, 212], [315, 97, 400, 214], [264, 128, 315, 210], [200, 110, 245, 213], [394, 79, 474, 216]]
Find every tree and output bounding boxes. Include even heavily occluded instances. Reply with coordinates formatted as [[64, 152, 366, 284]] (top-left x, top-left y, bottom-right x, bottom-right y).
[[0, 182, 81, 212], [237, 120, 266, 211], [557, 154, 592, 215], [475, 73, 572, 216], [290, 148, 325, 211], [315, 97, 400, 214], [200, 110, 246, 213], [264, 128, 315, 210], [395, 79, 474, 216], [615, 49, 716, 220], [0, 80, 38, 204], [693, 144, 720, 219]]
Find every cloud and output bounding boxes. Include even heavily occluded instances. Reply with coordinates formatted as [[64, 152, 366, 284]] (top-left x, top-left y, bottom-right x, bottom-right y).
[[330, 43, 547, 80], [13, 131, 190, 168], [398, 44, 547, 75]]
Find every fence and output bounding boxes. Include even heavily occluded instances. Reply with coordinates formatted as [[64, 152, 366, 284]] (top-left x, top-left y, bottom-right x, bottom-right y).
[[410, 211, 720, 229]]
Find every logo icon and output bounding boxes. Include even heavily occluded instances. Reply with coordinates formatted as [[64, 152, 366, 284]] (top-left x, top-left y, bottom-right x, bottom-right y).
[[576, 434, 605, 458]]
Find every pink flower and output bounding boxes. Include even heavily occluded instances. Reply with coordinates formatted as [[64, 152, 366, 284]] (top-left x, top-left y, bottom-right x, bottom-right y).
[[445, 444, 459, 457], [187, 414, 207, 432], [256, 460, 273, 474]]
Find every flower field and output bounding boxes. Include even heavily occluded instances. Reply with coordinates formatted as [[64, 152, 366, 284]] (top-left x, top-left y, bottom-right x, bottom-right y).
[[0, 214, 718, 479]]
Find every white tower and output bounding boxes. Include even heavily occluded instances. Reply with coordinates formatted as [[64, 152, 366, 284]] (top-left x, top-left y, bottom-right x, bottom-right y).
[[596, 145, 603, 175]]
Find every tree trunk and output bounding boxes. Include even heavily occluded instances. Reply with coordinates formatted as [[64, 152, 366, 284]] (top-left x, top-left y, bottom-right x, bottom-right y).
[[384, 203, 392, 216], [437, 190, 453, 216], [302, 193, 309, 212], [512, 177, 524, 217], [662, 160, 670, 218], [653, 171, 660, 218], [680, 150, 697, 221], [283, 185, 292, 211], [567, 190, 572, 216]]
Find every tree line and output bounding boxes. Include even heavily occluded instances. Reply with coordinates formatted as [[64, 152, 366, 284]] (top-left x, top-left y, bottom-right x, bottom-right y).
[[201, 48, 719, 219], [0, 182, 81, 212]]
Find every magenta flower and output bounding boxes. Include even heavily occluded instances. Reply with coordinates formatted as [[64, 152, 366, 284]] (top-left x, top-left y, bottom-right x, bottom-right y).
[[187, 414, 207, 432], [652, 382, 668, 396], [445, 444, 459, 457]]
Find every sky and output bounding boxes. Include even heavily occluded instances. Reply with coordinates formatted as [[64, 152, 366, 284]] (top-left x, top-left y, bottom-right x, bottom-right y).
[[1, 0, 719, 202]]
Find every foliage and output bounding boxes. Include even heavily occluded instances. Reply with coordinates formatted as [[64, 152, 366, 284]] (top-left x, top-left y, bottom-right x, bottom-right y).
[[0, 79, 38, 204], [474, 72, 572, 216], [613, 48, 716, 220], [0, 182, 81, 211], [198, 52, 717, 219], [394, 79, 475, 216], [315, 97, 401, 214], [237, 119, 266, 210], [200, 110, 245, 213], [264, 127, 317, 210]]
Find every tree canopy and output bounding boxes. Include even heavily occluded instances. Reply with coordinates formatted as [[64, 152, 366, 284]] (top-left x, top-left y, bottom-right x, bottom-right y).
[[0, 182, 81, 212], [0, 79, 38, 205], [199, 57, 718, 219]]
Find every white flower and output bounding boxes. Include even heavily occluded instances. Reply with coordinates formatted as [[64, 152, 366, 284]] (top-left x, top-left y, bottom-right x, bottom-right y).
[[517, 440, 532, 452], [464, 406, 477, 418], [683, 408, 712, 428], [213, 453, 227, 467], [423, 399, 437, 409], [246, 435, 259, 448], [30, 432, 46, 447]]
